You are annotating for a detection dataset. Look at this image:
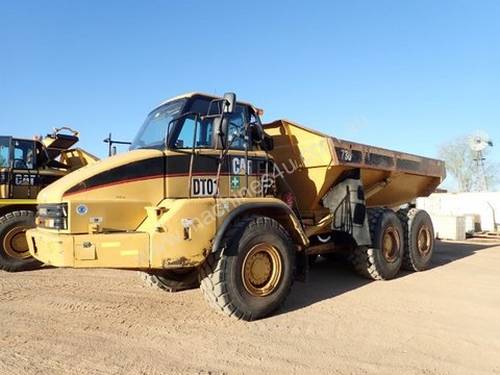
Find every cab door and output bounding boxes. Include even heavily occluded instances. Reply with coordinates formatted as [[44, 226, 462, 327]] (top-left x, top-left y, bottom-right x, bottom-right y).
[[213, 105, 271, 229], [220, 106, 269, 199], [9, 139, 38, 199]]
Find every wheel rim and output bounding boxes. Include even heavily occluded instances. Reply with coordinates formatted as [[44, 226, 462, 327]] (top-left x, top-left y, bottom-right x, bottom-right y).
[[382, 226, 400, 263], [241, 243, 282, 297], [3, 225, 31, 260], [417, 225, 432, 256]]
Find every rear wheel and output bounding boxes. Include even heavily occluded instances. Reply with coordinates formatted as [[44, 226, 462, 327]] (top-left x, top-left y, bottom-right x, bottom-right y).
[[0, 210, 42, 272], [351, 208, 404, 280], [398, 208, 434, 271], [200, 215, 295, 321], [139, 268, 200, 292]]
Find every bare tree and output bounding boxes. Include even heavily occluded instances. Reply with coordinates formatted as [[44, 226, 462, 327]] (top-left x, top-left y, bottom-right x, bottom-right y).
[[438, 136, 498, 192]]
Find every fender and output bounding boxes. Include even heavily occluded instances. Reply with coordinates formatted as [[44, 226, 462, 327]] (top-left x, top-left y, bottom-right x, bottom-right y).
[[212, 201, 309, 253]]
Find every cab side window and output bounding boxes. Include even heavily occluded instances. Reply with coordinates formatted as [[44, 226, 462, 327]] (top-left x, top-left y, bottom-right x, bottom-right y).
[[227, 106, 248, 150], [175, 115, 213, 149], [12, 140, 35, 169], [172, 98, 216, 149], [0, 137, 9, 168], [171, 97, 250, 150]]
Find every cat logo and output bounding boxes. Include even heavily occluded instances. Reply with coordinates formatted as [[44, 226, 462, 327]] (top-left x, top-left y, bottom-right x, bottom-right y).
[[231, 157, 252, 175], [14, 174, 36, 186]]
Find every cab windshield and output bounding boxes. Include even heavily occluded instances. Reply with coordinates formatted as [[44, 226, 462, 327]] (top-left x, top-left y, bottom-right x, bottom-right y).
[[130, 99, 186, 150]]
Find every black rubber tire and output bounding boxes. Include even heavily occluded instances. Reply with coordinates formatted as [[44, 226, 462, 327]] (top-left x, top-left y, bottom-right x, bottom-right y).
[[200, 215, 295, 321], [0, 210, 42, 272], [351, 208, 404, 280], [397, 208, 435, 271], [139, 268, 200, 292]]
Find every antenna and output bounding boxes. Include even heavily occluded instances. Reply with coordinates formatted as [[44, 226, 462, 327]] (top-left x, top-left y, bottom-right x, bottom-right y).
[[103, 133, 131, 156], [468, 131, 493, 191]]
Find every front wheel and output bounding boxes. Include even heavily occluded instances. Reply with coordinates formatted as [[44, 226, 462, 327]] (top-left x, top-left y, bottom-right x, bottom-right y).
[[200, 215, 295, 321], [0, 210, 42, 272]]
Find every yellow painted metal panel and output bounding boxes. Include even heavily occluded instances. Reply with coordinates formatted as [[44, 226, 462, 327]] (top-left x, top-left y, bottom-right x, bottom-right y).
[[27, 228, 150, 268], [0, 199, 37, 205], [27, 228, 75, 267]]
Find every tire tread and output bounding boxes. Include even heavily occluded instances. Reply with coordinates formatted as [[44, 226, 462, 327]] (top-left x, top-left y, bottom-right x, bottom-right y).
[[0, 210, 41, 272], [351, 208, 403, 280], [200, 215, 294, 321]]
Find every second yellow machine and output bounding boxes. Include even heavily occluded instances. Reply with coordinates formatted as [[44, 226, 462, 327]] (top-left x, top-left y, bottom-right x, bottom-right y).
[[27, 92, 445, 320], [0, 128, 98, 271]]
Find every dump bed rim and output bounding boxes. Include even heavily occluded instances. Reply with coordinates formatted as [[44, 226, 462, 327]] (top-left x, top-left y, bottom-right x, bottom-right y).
[[263, 119, 446, 180]]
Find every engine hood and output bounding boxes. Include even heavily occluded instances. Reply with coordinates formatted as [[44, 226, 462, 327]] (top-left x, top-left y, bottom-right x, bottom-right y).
[[37, 149, 164, 203]]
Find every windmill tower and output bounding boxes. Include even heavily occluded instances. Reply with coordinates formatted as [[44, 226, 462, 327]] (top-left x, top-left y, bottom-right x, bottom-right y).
[[469, 131, 493, 191]]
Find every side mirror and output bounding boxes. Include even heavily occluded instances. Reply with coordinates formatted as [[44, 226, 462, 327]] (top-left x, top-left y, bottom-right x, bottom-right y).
[[223, 92, 236, 113], [249, 122, 274, 151]]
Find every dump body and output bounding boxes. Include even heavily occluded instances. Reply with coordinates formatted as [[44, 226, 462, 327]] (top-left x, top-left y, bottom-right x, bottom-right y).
[[264, 119, 446, 215]]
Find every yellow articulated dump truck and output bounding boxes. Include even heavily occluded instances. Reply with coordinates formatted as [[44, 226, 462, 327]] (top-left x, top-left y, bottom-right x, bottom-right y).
[[0, 128, 98, 271], [27, 93, 445, 320]]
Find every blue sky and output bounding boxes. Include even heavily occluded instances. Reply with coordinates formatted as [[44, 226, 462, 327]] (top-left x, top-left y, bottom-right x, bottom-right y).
[[1, 1, 499, 189]]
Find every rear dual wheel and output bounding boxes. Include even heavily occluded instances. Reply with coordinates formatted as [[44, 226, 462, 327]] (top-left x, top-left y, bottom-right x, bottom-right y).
[[397, 208, 434, 271], [351, 208, 404, 280], [352, 207, 435, 280]]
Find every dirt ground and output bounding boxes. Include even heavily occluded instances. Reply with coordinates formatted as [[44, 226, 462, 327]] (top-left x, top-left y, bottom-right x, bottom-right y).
[[1, 240, 500, 375]]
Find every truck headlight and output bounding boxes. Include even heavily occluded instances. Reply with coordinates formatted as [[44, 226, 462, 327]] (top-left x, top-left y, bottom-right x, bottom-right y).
[[37, 203, 68, 230]]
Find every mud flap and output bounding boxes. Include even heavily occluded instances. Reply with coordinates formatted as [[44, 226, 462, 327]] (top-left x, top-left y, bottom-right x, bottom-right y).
[[322, 169, 371, 246]]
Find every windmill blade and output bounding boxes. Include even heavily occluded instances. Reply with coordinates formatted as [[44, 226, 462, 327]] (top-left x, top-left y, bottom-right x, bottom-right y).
[[469, 131, 492, 152]]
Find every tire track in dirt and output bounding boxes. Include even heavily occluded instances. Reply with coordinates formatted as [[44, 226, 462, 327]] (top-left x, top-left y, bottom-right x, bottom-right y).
[[1, 242, 500, 374]]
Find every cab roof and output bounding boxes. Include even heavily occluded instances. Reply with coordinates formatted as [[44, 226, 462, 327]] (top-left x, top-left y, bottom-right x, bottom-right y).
[[153, 92, 264, 115]]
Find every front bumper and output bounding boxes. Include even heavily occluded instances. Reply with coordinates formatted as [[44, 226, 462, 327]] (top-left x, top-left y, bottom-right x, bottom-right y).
[[27, 228, 150, 268], [27, 229, 75, 267]]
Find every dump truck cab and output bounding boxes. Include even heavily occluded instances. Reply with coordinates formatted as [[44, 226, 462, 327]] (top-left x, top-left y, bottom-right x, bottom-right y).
[[0, 128, 98, 271], [28, 92, 445, 320]]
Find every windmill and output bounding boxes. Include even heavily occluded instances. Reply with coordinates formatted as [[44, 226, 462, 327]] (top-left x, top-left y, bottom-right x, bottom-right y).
[[469, 131, 493, 191]]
